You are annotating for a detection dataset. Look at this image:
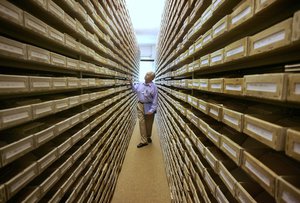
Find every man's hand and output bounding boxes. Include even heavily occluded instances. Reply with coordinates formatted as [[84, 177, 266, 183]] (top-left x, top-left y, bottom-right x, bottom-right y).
[[145, 111, 153, 115]]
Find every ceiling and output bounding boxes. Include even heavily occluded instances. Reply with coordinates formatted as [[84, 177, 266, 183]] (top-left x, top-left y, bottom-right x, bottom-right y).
[[125, 0, 165, 59]]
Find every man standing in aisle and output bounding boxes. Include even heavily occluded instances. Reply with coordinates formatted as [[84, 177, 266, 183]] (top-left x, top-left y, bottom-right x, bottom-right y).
[[130, 71, 158, 148]]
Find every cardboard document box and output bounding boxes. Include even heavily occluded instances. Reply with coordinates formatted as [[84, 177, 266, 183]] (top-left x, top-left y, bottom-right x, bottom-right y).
[[37, 147, 58, 173], [32, 101, 54, 119], [202, 29, 213, 47], [209, 78, 224, 93], [47, 0, 64, 20], [249, 18, 293, 55], [244, 73, 288, 101], [27, 45, 50, 64], [194, 36, 202, 52], [0, 36, 27, 59], [66, 57, 79, 70], [0, 74, 29, 94], [24, 12, 48, 36], [255, 0, 278, 13], [34, 125, 56, 147], [0, 105, 32, 130], [64, 34, 78, 50], [76, 19, 86, 37], [40, 168, 61, 194], [52, 77, 67, 90], [50, 52, 66, 67], [277, 176, 300, 203], [210, 49, 224, 66], [64, 13, 76, 31], [224, 37, 249, 62], [201, 5, 213, 25], [292, 10, 300, 42], [287, 73, 300, 102], [224, 78, 244, 95], [286, 128, 300, 161], [229, 0, 255, 30], [200, 54, 210, 68], [213, 15, 229, 39], [0, 1, 23, 26], [48, 26, 64, 45], [29, 76, 52, 91]]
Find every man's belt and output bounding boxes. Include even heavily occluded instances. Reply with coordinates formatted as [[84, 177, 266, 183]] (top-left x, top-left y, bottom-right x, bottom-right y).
[[138, 101, 151, 104]]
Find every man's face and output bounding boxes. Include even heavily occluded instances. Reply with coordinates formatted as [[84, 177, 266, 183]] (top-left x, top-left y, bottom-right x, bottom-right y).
[[144, 72, 153, 83]]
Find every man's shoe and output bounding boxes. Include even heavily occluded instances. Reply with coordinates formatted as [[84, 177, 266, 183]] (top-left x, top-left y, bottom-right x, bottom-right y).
[[147, 138, 152, 143], [137, 143, 148, 148]]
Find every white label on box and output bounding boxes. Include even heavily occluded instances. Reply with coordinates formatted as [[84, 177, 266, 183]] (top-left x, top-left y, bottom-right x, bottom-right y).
[[5, 142, 32, 159], [210, 108, 219, 116], [202, 9, 212, 22], [193, 82, 199, 87], [295, 84, 300, 94], [200, 82, 208, 89], [33, 81, 50, 87], [192, 101, 197, 106], [195, 42, 202, 50], [0, 42, 23, 55], [31, 51, 48, 61], [226, 46, 244, 57], [3, 111, 29, 124], [232, 7, 251, 24], [211, 83, 221, 89], [246, 123, 273, 141], [203, 35, 211, 44], [0, 81, 25, 88], [293, 142, 300, 154], [225, 84, 242, 91], [214, 22, 226, 35], [27, 20, 47, 33], [246, 82, 277, 92], [213, 0, 222, 9], [0, 5, 19, 20], [222, 142, 237, 158], [219, 169, 234, 191], [212, 55, 222, 63], [199, 104, 206, 111], [282, 190, 298, 203], [35, 106, 51, 115], [245, 160, 270, 186], [208, 131, 218, 143], [253, 31, 285, 49], [224, 114, 239, 125], [10, 170, 35, 193]]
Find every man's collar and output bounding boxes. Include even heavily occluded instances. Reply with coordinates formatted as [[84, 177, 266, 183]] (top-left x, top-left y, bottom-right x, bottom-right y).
[[143, 82, 153, 86]]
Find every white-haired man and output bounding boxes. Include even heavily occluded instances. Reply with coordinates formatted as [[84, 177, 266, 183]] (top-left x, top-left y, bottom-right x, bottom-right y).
[[130, 71, 158, 148]]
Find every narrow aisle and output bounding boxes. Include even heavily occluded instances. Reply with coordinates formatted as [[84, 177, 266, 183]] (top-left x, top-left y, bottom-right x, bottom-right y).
[[111, 118, 171, 203]]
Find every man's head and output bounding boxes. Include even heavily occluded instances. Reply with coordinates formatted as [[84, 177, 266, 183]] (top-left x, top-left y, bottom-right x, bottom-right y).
[[144, 71, 155, 83]]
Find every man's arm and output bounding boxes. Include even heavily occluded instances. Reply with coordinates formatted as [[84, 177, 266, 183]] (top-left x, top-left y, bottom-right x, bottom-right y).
[[146, 85, 158, 115]]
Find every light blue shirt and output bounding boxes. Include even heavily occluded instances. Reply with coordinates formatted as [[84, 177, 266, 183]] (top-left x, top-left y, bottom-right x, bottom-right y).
[[132, 82, 158, 114]]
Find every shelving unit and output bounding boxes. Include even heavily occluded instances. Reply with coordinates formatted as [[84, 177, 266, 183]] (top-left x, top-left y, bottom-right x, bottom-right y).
[[156, 0, 300, 202], [0, 0, 139, 202]]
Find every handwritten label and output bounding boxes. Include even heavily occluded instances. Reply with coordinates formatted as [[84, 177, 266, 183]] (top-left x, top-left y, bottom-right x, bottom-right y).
[[226, 46, 244, 57], [203, 35, 212, 44], [211, 55, 222, 63], [247, 82, 277, 92], [245, 160, 270, 186], [254, 31, 285, 49], [225, 84, 242, 91], [213, 0, 222, 9], [232, 6, 251, 24], [214, 22, 226, 35], [199, 104, 206, 111], [202, 9, 212, 22], [246, 123, 273, 141], [211, 83, 221, 89]]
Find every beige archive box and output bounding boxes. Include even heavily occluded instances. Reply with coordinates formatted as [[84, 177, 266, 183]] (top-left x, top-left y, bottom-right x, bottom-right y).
[[286, 128, 300, 161], [198, 79, 209, 91], [202, 29, 213, 47], [0, 36, 27, 59], [198, 98, 209, 114], [209, 78, 224, 93], [47, 0, 64, 20], [213, 15, 229, 39], [0, 74, 29, 94], [29, 76, 52, 91], [32, 100, 54, 119], [201, 5, 212, 25], [222, 106, 244, 132], [200, 54, 210, 68], [208, 102, 223, 121], [249, 18, 293, 55], [52, 77, 67, 90], [287, 74, 300, 102], [210, 49, 224, 66], [50, 52, 66, 67], [224, 78, 244, 95], [27, 45, 50, 64], [64, 34, 78, 50], [48, 26, 64, 45], [229, 0, 255, 30], [0, 1, 24, 26], [207, 125, 222, 147], [255, 0, 277, 14], [64, 13, 76, 31], [277, 177, 300, 203], [224, 37, 249, 62], [24, 12, 48, 37], [0, 105, 32, 130], [212, 0, 226, 12], [194, 36, 202, 52], [292, 10, 300, 42], [244, 73, 288, 101]]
